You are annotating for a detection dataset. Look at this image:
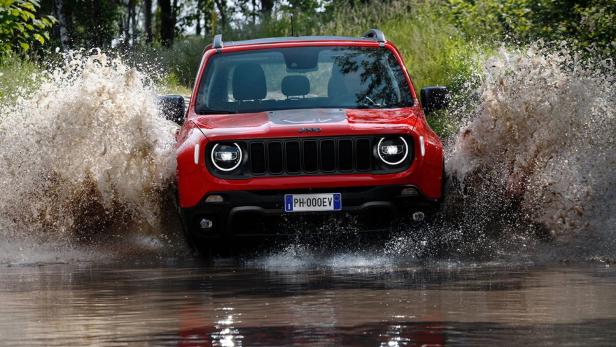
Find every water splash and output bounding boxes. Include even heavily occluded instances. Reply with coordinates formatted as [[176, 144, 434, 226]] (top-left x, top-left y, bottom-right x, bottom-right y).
[[441, 45, 616, 257], [1, 46, 614, 265], [248, 244, 395, 270], [0, 52, 178, 260]]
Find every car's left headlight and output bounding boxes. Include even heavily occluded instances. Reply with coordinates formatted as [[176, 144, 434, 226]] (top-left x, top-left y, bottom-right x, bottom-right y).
[[211, 143, 243, 171], [376, 136, 409, 165]]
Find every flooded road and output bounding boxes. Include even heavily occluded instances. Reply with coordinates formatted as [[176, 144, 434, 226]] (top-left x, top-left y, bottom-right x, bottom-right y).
[[2, 259, 616, 346]]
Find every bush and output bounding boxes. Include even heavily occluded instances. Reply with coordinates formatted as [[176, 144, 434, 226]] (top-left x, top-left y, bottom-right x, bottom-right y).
[[448, 0, 616, 57], [0, 53, 41, 104], [124, 36, 208, 91], [0, 0, 55, 55], [151, 36, 208, 89]]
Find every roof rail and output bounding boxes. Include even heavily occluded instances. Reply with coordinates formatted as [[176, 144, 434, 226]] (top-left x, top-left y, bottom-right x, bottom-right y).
[[212, 34, 224, 49], [363, 29, 386, 44]]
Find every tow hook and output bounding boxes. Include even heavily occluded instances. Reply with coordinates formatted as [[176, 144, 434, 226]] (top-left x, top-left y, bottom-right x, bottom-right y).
[[412, 211, 425, 222], [200, 218, 214, 230]]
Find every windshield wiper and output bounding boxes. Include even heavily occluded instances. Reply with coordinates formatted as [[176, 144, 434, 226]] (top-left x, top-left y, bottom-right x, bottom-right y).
[[358, 96, 386, 108], [355, 103, 405, 110]]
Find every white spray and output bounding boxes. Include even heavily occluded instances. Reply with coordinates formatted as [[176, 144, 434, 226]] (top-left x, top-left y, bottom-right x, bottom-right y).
[[444, 45, 616, 254], [0, 52, 178, 254]]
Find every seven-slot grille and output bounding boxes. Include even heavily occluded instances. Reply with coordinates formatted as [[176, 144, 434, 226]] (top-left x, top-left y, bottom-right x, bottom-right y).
[[207, 136, 413, 178]]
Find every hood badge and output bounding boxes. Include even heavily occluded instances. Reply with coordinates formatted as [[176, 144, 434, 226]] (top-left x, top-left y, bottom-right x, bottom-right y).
[[298, 127, 321, 133]]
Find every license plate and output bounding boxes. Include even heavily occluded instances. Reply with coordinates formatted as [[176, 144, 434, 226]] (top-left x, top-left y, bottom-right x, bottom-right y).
[[284, 193, 342, 212]]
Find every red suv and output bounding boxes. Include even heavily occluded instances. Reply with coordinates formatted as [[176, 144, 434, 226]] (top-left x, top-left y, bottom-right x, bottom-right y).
[[161, 29, 448, 253]]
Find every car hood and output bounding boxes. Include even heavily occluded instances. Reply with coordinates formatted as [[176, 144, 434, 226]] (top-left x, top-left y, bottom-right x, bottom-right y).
[[190, 108, 420, 140]]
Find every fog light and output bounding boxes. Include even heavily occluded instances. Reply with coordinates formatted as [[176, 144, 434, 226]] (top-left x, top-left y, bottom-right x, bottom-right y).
[[205, 194, 224, 203], [200, 218, 213, 230], [401, 187, 419, 196], [412, 211, 425, 222]]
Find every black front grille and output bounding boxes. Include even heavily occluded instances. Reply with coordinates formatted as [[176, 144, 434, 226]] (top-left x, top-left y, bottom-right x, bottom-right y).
[[208, 135, 413, 179]]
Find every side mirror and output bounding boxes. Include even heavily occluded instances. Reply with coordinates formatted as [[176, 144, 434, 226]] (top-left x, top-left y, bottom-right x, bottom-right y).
[[420, 86, 450, 114], [158, 95, 186, 125]]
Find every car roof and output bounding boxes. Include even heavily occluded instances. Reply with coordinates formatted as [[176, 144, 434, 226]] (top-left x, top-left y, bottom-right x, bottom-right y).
[[222, 36, 380, 47]]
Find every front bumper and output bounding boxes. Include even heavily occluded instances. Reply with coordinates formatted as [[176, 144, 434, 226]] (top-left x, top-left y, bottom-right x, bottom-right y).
[[180, 185, 438, 238]]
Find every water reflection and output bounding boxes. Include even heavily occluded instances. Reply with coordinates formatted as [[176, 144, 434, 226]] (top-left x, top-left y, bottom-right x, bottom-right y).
[[212, 307, 243, 347], [178, 306, 213, 346], [1, 261, 616, 346]]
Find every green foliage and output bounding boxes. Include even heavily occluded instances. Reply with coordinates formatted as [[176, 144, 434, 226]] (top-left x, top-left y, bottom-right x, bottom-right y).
[[448, 0, 531, 42], [127, 36, 209, 88], [226, 5, 328, 40], [0, 52, 41, 106], [575, 1, 616, 56], [448, 0, 616, 57], [0, 0, 55, 55], [157, 37, 206, 88], [63, 0, 121, 48]]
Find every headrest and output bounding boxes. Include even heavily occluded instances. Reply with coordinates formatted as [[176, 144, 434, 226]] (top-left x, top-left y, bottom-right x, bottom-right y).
[[232, 63, 267, 101], [281, 75, 310, 97]]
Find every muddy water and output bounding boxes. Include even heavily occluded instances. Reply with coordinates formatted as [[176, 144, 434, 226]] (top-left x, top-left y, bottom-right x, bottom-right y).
[[1, 259, 616, 346]]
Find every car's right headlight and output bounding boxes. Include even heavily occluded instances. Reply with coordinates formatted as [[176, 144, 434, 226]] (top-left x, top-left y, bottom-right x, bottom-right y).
[[376, 136, 409, 166], [211, 143, 242, 171]]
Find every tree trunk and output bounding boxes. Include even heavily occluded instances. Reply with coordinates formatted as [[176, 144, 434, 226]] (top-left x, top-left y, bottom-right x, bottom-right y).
[[144, 0, 153, 43], [207, 0, 216, 35], [260, 0, 273, 18], [251, 0, 256, 26], [195, 0, 202, 36], [130, 0, 138, 45], [52, 0, 71, 50], [122, 1, 133, 47], [158, 0, 174, 47], [91, 0, 103, 47], [172, 0, 179, 35], [213, 0, 227, 31]]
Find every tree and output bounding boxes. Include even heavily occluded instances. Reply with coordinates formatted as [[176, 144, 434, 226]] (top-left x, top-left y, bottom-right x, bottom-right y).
[[448, 0, 616, 57], [50, 0, 121, 49], [0, 0, 55, 55], [286, 0, 319, 12], [213, 0, 227, 31], [52, 0, 70, 50], [195, 0, 202, 35], [129, 0, 138, 44], [158, 0, 175, 47], [144, 0, 152, 42], [189, 0, 214, 36], [121, 0, 138, 47], [260, 0, 273, 18]]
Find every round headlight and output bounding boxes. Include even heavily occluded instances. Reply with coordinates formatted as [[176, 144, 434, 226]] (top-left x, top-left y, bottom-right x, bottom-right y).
[[211, 143, 242, 172], [377, 137, 409, 165]]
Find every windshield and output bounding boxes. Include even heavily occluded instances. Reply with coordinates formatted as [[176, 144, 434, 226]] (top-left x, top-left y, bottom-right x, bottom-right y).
[[195, 46, 414, 114]]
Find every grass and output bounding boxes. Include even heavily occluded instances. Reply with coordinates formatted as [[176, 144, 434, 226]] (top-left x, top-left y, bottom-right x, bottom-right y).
[[0, 54, 42, 105], [158, 73, 193, 96]]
